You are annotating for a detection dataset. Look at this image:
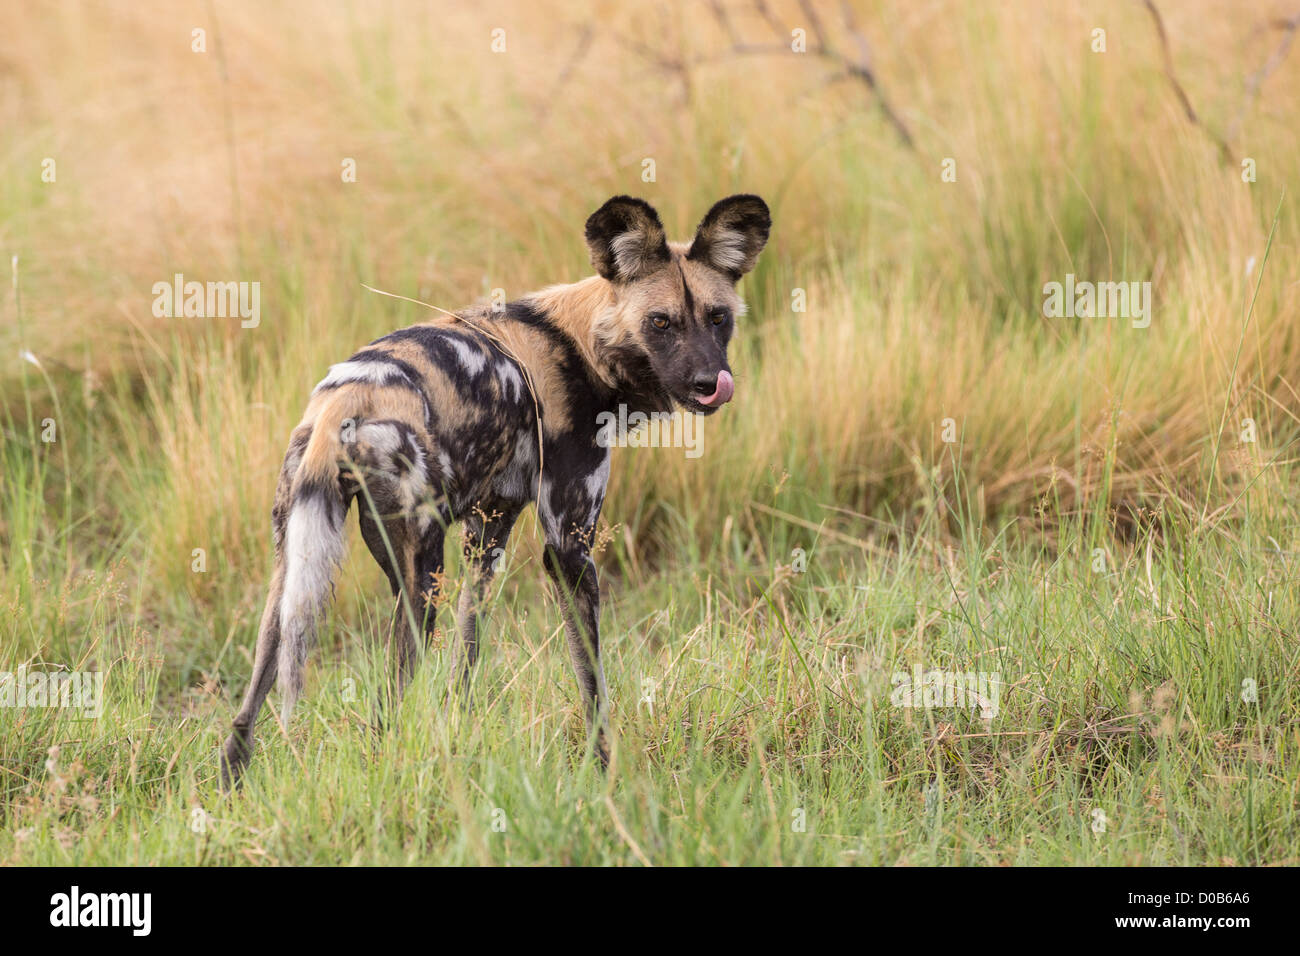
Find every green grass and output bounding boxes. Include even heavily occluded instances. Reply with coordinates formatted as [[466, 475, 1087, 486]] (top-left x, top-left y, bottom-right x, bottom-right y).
[[3, 0, 1300, 865], [3, 403, 1299, 864]]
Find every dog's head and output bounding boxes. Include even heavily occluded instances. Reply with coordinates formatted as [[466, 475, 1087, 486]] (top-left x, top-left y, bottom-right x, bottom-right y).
[[584, 194, 770, 415]]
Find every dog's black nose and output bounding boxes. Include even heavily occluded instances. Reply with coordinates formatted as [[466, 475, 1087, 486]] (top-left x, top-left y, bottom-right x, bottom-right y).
[[692, 375, 719, 394]]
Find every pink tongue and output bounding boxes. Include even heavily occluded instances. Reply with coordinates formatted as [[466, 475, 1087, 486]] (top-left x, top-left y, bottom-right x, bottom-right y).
[[699, 370, 735, 406]]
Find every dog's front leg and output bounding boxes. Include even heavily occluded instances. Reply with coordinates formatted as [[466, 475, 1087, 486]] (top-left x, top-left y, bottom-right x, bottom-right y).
[[543, 544, 610, 767]]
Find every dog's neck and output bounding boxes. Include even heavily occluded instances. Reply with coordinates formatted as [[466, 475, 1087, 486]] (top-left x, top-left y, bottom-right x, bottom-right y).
[[523, 277, 616, 382], [520, 277, 673, 418]]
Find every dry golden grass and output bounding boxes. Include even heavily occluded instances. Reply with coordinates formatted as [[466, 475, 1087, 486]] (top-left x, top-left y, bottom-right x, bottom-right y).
[[5, 2, 1298, 571]]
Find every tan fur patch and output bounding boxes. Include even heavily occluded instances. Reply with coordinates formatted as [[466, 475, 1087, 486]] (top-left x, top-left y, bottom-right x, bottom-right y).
[[485, 319, 577, 435], [294, 384, 430, 488]]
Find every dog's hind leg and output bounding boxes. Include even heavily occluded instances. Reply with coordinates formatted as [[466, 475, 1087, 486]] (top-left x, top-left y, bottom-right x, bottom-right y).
[[358, 502, 426, 722], [452, 503, 521, 703], [220, 565, 285, 789], [350, 422, 443, 727]]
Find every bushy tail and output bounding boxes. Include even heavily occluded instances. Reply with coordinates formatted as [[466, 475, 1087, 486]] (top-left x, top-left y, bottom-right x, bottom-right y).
[[276, 398, 352, 726]]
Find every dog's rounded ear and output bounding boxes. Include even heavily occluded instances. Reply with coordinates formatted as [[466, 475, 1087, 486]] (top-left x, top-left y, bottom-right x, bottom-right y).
[[687, 194, 771, 281], [584, 196, 671, 283]]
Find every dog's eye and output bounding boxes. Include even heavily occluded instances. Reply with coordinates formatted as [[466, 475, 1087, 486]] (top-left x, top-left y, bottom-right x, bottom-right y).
[[649, 313, 671, 330], [709, 308, 730, 326]]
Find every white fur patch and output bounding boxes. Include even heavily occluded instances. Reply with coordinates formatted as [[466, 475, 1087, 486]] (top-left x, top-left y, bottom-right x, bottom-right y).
[[538, 475, 563, 544], [447, 338, 487, 377], [280, 497, 344, 632], [491, 428, 537, 499], [356, 421, 402, 455], [396, 436, 427, 512], [706, 229, 748, 273], [587, 455, 611, 528], [584, 451, 611, 510], [313, 360, 406, 393], [277, 494, 345, 722], [611, 232, 653, 277], [496, 360, 524, 402]]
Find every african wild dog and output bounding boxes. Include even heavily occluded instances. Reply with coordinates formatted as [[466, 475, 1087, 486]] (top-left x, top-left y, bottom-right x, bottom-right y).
[[219, 194, 771, 786]]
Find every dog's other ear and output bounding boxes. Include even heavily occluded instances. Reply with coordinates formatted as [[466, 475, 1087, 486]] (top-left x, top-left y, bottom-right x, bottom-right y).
[[687, 194, 771, 281], [585, 196, 672, 282]]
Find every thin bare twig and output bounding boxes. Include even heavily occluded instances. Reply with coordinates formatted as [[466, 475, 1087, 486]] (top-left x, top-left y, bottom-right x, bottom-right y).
[[1140, 0, 1300, 163], [618, 0, 915, 150], [1140, 0, 1231, 160], [1225, 12, 1300, 146]]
